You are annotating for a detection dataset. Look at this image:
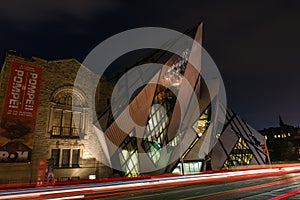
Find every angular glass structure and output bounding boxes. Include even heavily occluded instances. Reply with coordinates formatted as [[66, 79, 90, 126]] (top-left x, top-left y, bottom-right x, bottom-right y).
[[118, 130, 139, 176], [96, 23, 266, 176], [222, 137, 253, 169]]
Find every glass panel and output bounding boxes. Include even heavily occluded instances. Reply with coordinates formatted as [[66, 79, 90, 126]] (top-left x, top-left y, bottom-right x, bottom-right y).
[[118, 131, 139, 177], [142, 88, 175, 165], [178, 105, 212, 161], [172, 161, 203, 174], [53, 110, 62, 126], [62, 127, 71, 136], [160, 48, 190, 89], [222, 137, 253, 169], [72, 112, 81, 128], [72, 149, 80, 167], [72, 112, 81, 137], [62, 111, 72, 136], [192, 105, 211, 137], [63, 111, 72, 127], [52, 100, 84, 138], [62, 149, 70, 167], [122, 149, 130, 161], [52, 126, 61, 136], [52, 110, 62, 136], [51, 149, 60, 167]]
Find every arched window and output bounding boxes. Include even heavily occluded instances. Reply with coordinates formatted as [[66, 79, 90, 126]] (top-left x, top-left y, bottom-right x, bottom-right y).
[[49, 87, 87, 138]]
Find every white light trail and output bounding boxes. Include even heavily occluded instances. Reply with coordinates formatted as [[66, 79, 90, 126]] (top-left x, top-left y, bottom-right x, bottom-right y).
[[1, 166, 300, 200]]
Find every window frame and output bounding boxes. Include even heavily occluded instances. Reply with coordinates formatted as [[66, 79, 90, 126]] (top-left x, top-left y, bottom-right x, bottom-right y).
[[51, 148, 81, 168], [51, 149, 60, 167], [62, 149, 71, 168], [72, 149, 80, 168], [49, 88, 87, 139]]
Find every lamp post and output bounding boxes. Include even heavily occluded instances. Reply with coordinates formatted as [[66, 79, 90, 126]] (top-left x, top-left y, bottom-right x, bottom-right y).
[[264, 136, 272, 167], [179, 131, 184, 175]]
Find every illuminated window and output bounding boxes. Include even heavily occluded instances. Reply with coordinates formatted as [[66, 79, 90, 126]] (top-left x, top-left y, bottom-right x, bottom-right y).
[[51, 110, 82, 137], [50, 88, 86, 138], [192, 105, 211, 137], [142, 85, 176, 165], [160, 48, 190, 89], [274, 135, 277, 138], [118, 130, 139, 177], [142, 48, 191, 166], [222, 137, 253, 169], [180, 105, 211, 159], [142, 140, 162, 165], [288, 133, 291, 137], [173, 161, 203, 174]]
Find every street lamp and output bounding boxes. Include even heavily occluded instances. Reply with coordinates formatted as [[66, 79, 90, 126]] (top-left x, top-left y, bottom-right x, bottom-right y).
[[179, 131, 184, 175], [264, 136, 272, 167]]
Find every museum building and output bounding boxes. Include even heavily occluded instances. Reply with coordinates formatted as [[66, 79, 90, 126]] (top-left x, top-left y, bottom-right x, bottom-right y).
[[0, 23, 265, 184]]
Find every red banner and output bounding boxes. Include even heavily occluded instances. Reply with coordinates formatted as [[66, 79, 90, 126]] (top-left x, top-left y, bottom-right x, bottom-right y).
[[0, 61, 43, 162], [36, 158, 55, 187], [36, 159, 47, 187]]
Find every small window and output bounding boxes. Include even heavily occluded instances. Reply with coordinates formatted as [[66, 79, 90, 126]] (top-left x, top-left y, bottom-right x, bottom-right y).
[[72, 149, 80, 167], [62, 149, 70, 167], [51, 148, 80, 168], [62, 111, 72, 136], [51, 149, 60, 167], [51, 109, 82, 138], [50, 88, 86, 138]]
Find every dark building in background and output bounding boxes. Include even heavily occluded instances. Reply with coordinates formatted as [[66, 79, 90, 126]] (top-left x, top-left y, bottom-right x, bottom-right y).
[[260, 117, 300, 162]]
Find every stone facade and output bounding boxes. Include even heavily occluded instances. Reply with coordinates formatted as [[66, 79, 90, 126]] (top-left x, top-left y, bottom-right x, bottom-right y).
[[0, 52, 113, 184]]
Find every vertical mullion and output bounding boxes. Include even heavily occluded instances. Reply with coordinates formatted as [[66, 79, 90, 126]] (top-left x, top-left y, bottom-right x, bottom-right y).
[[60, 110, 63, 136], [70, 111, 73, 136]]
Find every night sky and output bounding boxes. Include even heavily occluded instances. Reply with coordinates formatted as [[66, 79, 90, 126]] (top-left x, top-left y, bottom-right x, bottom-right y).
[[1, 0, 300, 130]]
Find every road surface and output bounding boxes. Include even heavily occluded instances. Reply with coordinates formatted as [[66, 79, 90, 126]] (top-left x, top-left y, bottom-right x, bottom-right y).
[[1, 166, 300, 199]]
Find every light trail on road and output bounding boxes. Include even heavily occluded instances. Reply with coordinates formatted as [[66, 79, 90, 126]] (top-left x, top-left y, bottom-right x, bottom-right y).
[[1, 165, 300, 199]]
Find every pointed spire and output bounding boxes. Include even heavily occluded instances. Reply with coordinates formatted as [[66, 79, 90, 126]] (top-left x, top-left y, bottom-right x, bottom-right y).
[[279, 115, 285, 127]]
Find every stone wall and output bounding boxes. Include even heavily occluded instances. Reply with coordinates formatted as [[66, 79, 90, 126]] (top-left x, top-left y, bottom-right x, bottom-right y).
[[0, 52, 113, 184]]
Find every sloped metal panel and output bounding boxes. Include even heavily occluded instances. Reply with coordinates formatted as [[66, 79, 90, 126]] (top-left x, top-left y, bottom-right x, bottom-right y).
[[184, 125, 212, 161], [210, 142, 227, 170], [211, 126, 239, 169], [104, 74, 159, 155], [167, 24, 203, 142], [230, 115, 265, 165]]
